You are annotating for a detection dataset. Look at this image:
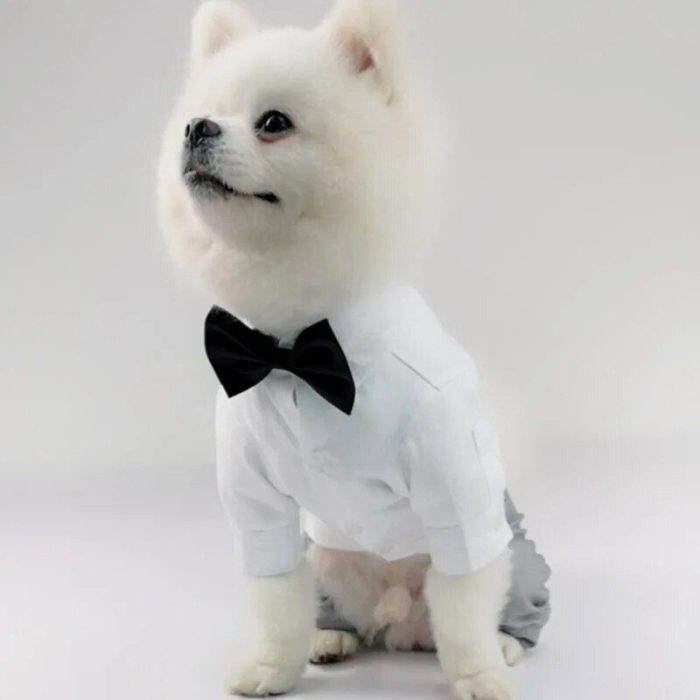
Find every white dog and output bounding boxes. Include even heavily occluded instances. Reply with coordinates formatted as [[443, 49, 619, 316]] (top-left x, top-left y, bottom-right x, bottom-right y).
[[158, 2, 529, 698]]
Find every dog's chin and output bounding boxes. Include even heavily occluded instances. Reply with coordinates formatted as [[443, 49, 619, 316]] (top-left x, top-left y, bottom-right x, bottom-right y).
[[183, 170, 280, 205]]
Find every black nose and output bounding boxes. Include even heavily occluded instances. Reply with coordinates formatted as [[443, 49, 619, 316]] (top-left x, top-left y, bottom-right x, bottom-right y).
[[185, 118, 222, 148]]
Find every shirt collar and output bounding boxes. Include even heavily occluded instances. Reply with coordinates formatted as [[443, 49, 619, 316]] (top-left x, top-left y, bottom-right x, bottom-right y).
[[323, 284, 421, 386], [271, 284, 423, 387]]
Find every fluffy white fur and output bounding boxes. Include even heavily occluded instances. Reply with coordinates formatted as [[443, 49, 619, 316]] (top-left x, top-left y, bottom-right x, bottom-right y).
[[228, 561, 316, 696], [158, 0, 430, 339], [426, 553, 514, 699], [158, 1, 517, 697]]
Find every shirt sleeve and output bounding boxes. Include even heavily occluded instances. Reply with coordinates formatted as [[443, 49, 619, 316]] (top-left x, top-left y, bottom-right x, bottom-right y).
[[403, 374, 513, 576], [216, 390, 305, 577]]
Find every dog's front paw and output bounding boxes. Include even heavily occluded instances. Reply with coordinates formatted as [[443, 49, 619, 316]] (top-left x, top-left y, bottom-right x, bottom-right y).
[[227, 657, 304, 697], [452, 669, 515, 700]]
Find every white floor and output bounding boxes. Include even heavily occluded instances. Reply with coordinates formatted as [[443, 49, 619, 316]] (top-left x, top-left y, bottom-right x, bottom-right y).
[[2, 447, 699, 700]]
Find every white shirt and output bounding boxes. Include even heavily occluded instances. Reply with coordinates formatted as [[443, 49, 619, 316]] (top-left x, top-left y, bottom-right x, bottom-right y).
[[216, 286, 512, 577]]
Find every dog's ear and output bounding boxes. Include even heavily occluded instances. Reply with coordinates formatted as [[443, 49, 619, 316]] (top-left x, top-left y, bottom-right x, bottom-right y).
[[190, 1, 257, 70], [322, 0, 404, 102]]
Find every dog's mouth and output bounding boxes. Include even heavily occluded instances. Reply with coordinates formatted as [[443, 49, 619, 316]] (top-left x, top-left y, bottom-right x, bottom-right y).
[[183, 169, 280, 205]]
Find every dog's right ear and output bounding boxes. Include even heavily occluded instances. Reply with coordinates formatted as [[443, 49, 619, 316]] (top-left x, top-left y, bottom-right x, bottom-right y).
[[322, 0, 405, 102], [190, 1, 257, 71]]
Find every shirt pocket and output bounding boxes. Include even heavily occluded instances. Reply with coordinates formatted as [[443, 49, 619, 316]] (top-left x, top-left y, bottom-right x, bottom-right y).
[[472, 418, 507, 503]]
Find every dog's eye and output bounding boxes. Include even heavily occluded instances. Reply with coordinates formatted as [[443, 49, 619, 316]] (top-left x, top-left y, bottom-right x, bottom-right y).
[[255, 110, 294, 141]]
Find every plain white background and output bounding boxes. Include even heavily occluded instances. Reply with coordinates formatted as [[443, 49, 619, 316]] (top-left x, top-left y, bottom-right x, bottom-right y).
[[1, 1, 699, 699]]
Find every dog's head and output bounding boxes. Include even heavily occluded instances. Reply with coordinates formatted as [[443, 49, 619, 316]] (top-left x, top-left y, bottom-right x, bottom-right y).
[[158, 0, 430, 330]]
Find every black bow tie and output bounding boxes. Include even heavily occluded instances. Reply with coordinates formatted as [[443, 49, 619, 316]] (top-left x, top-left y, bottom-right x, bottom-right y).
[[204, 307, 356, 415]]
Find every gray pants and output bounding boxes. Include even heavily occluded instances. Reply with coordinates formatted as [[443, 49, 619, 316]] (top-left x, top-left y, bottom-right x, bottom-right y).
[[317, 491, 551, 648]]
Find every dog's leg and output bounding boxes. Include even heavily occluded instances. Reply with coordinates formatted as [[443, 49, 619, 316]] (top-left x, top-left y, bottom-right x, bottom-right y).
[[499, 491, 551, 651], [498, 632, 525, 667], [227, 561, 315, 697], [425, 552, 514, 700]]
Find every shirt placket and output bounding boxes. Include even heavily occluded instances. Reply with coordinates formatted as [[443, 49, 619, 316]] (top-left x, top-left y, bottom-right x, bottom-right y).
[[295, 389, 366, 538]]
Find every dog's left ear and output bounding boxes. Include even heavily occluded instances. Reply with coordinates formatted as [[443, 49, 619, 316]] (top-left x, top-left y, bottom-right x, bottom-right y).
[[322, 0, 404, 102]]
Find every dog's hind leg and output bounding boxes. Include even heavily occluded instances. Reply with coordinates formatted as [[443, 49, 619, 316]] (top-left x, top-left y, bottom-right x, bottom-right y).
[[499, 491, 552, 652], [309, 629, 360, 664]]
